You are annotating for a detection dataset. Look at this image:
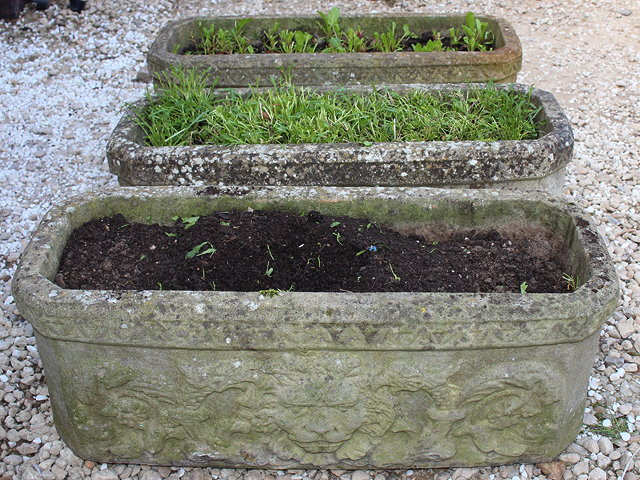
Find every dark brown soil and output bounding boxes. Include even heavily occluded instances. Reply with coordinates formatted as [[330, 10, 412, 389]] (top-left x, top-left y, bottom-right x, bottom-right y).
[[55, 211, 572, 293]]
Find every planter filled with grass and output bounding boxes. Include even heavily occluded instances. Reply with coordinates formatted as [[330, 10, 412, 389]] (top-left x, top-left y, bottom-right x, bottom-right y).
[[107, 72, 573, 193], [148, 9, 522, 87], [13, 186, 617, 468]]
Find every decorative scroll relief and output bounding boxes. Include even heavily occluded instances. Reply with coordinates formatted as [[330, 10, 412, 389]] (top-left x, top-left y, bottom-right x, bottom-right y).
[[69, 352, 561, 465]]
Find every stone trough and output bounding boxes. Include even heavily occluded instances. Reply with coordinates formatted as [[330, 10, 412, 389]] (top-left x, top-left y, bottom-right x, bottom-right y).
[[13, 186, 617, 468], [107, 84, 573, 194]]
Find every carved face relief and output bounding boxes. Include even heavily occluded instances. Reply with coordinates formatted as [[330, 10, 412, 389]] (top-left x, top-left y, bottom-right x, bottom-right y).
[[277, 402, 366, 453]]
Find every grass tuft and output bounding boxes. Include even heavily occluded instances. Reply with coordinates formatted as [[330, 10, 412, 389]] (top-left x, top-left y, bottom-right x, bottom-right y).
[[134, 68, 543, 147]]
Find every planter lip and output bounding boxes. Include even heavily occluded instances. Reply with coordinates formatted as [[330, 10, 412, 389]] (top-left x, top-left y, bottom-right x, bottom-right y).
[[107, 83, 573, 188], [150, 13, 521, 69], [14, 186, 618, 352]]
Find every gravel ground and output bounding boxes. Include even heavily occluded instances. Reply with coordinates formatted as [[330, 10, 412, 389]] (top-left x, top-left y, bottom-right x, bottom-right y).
[[0, 0, 639, 479]]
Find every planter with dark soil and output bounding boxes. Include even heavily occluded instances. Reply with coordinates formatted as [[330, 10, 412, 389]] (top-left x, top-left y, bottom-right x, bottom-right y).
[[13, 186, 617, 468], [107, 83, 573, 194], [147, 12, 522, 87]]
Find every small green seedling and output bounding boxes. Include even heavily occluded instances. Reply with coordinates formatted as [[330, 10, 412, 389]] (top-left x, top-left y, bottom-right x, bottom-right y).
[[330, 221, 341, 228], [317, 6, 342, 39], [388, 262, 401, 282], [139, 254, 147, 261], [156, 282, 163, 290], [371, 22, 413, 52], [520, 281, 529, 293], [264, 261, 274, 277], [186, 241, 217, 259], [172, 216, 200, 229], [266, 245, 275, 261], [562, 273, 578, 291], [460, 12, 494, 52], [333, 232, 344, 245]]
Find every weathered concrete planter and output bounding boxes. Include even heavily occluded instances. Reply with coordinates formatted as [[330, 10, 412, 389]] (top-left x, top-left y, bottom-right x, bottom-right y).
[[148, 14, 522, 87], [14, 186, 617, 468], [107, 84, 573, 194]]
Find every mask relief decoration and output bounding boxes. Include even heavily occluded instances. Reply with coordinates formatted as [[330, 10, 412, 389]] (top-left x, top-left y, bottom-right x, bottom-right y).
[[66, 352, 561, 467]]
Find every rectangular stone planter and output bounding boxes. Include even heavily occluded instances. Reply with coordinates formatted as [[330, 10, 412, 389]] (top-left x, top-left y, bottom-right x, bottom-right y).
[[107, 83, 573, 194], [13, 186, 617, 468], [147, 14, 522, 87]]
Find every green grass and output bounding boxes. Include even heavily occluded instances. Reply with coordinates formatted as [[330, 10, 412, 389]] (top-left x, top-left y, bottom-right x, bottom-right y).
[[134, 69, 543, 147], [187, 9, 494, 55]]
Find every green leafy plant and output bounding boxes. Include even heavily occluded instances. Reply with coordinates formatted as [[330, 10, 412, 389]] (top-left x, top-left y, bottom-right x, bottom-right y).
[[185, 241, 217, 259], [317, 6, 342, 39], [460, 12, 494, 52], [278, 30, 316, 53], [195, 18, 254, 55], [371, 22, 413, 52], [189, 9, 493, 55], [520, 281, 529, 293], [344, 28, 368, 52], [172, 215, 200, 229]]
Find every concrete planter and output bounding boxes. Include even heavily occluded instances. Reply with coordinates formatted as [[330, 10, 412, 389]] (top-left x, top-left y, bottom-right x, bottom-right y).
[[147, 14, 522, 87], [14, 186, 617, 468], [107, 84, 573, 194]]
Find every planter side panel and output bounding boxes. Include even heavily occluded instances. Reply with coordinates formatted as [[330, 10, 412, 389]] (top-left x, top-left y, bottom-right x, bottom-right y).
[[41, 334, 596, 468]]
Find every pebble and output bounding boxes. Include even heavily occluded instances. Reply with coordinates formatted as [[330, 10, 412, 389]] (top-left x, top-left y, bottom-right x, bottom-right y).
[[598, 437, 614, 455], [141, 471, 164, 480], [588, 468, 606, 480], [559, 453, 581, 464], [91, 469, 119, 480], [350, 473, 370, 480]]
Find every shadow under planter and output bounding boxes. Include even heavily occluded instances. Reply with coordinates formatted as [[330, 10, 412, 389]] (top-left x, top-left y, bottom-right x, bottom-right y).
[[107, 84, 573, 194], [148, 14, 522, 87], [13, 186, 617, 468]]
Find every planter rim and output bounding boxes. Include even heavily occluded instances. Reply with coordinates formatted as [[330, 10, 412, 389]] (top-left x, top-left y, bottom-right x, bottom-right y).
[[13, 186, 618, 352], [107, 83, 574, 188], [151, 13, 521, 68]]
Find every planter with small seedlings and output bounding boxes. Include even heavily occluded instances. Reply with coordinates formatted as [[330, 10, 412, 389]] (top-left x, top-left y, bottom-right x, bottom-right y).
[[13, 186, 617, 468], [147, 9, 522, 87]]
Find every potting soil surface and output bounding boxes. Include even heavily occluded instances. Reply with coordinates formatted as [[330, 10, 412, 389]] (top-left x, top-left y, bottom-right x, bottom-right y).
[[55, 210, 572, 293]]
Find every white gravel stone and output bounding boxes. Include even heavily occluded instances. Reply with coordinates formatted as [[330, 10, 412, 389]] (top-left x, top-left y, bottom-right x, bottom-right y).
[[141, 470, 164, 480], [559, 453, 581, 464], [350, 472, 370, 480], [598, 437, 614, 455], [91, 469, 119, 480], [588, 468, 606, 480]]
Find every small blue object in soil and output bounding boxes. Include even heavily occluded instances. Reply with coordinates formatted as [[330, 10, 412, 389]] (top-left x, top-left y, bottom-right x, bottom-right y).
[[368, 245, 378, 252]]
